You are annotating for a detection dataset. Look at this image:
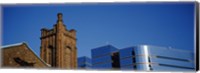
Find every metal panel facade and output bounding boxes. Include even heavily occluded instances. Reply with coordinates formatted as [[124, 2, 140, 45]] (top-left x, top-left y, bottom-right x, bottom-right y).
[[119, 45, 195, 71]]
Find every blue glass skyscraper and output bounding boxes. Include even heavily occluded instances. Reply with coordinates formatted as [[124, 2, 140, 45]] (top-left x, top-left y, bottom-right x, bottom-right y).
[[119, 45, 195, 71], [78, 56, 92, 69], [91, 45, 120, 69], [90, 44, 195, 71]]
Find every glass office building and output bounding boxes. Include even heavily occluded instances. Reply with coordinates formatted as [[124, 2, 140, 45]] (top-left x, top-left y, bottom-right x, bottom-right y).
[[91, 45, 120, 69], [89, 44, 194, 71], [78, 56, 92, 69], [119, 45, 195, 71]]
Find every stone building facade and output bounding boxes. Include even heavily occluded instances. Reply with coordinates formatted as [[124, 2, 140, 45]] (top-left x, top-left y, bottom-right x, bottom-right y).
[[1, 43, 48, 68], [40, 13, 77, 69]]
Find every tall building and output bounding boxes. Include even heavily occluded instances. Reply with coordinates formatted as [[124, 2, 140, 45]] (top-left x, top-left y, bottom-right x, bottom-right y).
[[77, 56, 92, 69], [119, 45, 194, 71], [90, 45, 195, 71], [40, 13, 77, 68], [91, 45, 120, 69]]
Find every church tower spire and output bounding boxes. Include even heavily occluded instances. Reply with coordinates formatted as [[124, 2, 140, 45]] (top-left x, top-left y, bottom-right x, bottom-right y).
[[57, 13, 63, 23], [40, 13, 77, 69]]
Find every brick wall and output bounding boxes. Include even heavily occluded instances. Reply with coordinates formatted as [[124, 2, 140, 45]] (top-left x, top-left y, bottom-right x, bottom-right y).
[[1, 43, 48, 68]]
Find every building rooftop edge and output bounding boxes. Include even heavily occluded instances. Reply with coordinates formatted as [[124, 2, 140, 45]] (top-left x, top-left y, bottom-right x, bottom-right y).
[[1, 42, 25, 49], [121, 44, 193, 53], [91, 44, 119, 51], [1, 42, 50, 67]]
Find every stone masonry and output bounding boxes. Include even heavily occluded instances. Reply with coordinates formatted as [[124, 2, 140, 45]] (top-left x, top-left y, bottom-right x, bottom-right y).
[[40, 13, 77, 69]]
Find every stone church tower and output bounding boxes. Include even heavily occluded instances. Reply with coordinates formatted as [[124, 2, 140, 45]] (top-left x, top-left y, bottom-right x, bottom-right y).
[[40, 13, 77, 69]]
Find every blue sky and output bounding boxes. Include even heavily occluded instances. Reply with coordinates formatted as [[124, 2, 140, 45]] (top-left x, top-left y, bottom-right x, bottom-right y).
[[2, 3, 195, 58]]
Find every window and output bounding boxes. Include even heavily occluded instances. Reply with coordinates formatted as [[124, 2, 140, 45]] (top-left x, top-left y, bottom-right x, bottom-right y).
[[13, 57, 35, 67]]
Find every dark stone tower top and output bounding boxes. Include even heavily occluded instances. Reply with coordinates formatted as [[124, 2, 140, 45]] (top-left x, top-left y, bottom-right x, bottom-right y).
[[57, 13, 63, 23], [40, 13, 77, 69]]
